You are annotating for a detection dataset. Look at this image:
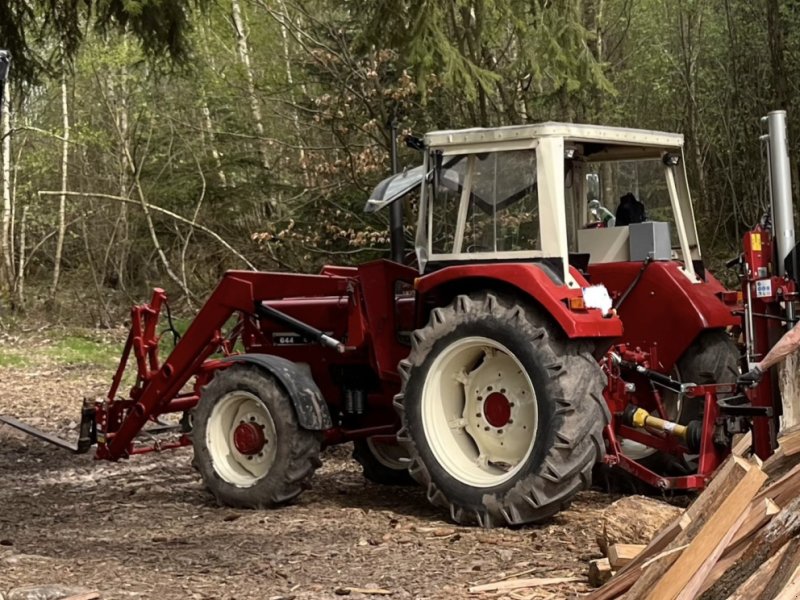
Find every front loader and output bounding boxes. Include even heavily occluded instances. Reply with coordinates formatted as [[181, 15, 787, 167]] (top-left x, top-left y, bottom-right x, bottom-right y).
[[1, 65, 797, 525]]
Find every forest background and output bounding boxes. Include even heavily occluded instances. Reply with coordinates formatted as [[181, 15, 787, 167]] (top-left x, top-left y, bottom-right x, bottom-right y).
[[0, 0, 796, 325]]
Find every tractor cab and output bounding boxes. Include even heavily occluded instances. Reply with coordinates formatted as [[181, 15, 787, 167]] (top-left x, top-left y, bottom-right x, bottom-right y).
[[368, 122, 703, 286]]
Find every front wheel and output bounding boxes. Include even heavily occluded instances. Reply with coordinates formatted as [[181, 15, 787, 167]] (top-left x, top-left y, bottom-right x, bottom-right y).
[[192, 364, 322, 508], [394, 292, 608, 527]]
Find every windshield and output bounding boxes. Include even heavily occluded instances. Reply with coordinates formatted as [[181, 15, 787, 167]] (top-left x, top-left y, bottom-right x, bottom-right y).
[[577, 158, 677, 246], [429, 150, 539, 255]]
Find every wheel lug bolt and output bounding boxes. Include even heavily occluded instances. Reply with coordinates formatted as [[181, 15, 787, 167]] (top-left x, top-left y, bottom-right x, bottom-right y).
[[487, 386, 493, 391], [475, 413, 481, 418], [477, 396, 483, 401], [484, 426, 490, 431], [498, 429, 503, 434], [250, 416, 256, 422], [500, 388, 506, 394], [508, 419, 514, 425]]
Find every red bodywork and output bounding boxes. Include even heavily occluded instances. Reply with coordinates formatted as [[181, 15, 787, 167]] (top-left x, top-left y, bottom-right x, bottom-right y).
[[86, 250, 768, 495], [96, 259, 620, 460]]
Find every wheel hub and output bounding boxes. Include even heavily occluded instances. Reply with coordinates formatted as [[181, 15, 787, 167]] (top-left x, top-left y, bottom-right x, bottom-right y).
[[483, 392, 512, 427], [233, 421, 266, 455]]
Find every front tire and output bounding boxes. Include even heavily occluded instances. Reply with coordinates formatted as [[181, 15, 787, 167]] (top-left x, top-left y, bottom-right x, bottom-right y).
[[192, 364, 322, 508], [394, 292, 608, 527]]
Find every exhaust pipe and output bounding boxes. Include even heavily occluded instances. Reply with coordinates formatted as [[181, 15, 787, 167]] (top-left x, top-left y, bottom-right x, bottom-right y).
[[389, 118, 404, 263]]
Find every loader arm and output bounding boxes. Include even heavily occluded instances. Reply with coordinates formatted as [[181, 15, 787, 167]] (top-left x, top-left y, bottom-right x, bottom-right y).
[[102, 271, 349, 460]]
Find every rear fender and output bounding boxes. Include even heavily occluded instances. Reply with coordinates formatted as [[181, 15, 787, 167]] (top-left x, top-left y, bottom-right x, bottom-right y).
[[414, 263, 622, 339], [222, 354, 332, 430]]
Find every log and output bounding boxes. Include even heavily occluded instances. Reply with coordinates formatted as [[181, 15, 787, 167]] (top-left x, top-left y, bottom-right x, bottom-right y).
[[763, 428, 800, 477], [607, 544, 645, 569], [726, 497, 780, 551], [758, 536, 800, 599], [596, 495, 682, 555], [697, 499, 779, 595], [698, 494, 800, 599], [673, 505, 752, 600], [617, 512, 691, 575], [585, 544, 686, 600], [588, 558, 614, 587], [621, 456, 756, 599], [778, 352, 800, 430], [773, 563, 800, 600], [643, 460, 766, 600], [723, 540, 792, 600], [731, 430, 752, 457], [756, 459, 800, 507]]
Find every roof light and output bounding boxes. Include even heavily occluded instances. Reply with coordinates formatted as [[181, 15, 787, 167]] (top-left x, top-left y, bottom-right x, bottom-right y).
[[663, 153, 681, 166]]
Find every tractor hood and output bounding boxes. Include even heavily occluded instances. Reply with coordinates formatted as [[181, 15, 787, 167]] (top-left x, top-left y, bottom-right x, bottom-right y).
[[363, 165, 426, 213]]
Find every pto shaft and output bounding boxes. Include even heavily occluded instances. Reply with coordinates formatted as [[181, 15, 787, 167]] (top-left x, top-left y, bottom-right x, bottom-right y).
[[622, 405, 702, 452]]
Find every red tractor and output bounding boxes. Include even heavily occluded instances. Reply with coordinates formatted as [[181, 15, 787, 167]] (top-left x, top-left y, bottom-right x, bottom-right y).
[[3, 110, 796, 527]]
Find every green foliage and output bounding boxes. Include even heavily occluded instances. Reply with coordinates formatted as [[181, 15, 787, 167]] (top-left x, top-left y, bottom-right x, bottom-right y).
[[0, 0, 798, 321]]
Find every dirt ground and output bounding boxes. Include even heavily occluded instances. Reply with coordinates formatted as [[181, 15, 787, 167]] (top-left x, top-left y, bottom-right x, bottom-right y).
[[0, 332, 619, 600]]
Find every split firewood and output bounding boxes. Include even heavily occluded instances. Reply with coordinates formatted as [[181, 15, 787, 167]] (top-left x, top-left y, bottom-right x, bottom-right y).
[[698, 494, 800, 600], [731, 431, 752, 456], [773, 563, 800, 600], [467, 576, 581, 593], [642, 460, 765, 600], [606, 544, 644, 569], [756, 460, 800, 507], [588, 558, 614, 587], [721, 539, 792, 600], [757, 536, 800, 599], [621, 455, 759, 599]]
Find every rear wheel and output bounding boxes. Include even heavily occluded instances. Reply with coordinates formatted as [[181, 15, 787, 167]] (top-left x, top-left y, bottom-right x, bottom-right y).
[[618, 330, 739, 471], [672, 330, 739, 423], [193, 364, 322, 508], [395, 292, 608, 527], [352, 438, 414, 485]]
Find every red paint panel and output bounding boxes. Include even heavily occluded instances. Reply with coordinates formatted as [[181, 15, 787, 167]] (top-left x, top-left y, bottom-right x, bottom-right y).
[[588, 261, 738, 369], [415, 263, 623, 338]]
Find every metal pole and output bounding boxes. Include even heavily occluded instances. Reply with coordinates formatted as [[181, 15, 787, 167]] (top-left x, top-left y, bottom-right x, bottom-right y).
[[389, 118, 404, 263], [764, 110, 795, 277]]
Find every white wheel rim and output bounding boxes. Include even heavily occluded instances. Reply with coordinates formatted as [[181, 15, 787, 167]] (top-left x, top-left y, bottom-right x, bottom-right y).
[[206, 391, 277, 487], [366, 438, 410, 470], [420, 336, 538, 487]]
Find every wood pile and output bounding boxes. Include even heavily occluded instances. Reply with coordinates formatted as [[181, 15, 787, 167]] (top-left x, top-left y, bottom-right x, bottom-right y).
[[586, 428, 800, 600]]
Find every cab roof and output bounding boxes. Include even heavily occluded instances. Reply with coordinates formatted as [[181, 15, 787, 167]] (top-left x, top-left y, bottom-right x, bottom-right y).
[[424, 122, 684, 150]]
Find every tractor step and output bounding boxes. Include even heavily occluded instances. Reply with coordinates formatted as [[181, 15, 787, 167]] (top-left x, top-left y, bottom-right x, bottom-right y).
[[0, 398, 97, 454]]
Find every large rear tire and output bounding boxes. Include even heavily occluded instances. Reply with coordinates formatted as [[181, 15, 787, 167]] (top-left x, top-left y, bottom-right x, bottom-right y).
[[193, 364, 322, 508], [394, 292, 608, 527], [672, 330, 739, 423]]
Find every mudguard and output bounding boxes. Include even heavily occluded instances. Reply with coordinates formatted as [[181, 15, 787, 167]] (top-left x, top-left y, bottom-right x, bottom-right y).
[[222, 354, 333, 430]]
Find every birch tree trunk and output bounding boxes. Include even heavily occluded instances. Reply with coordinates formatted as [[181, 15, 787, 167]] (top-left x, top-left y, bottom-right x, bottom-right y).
[[16, 204, 26, 306], [231, 0, 270, 171], [277, 0, 307, 182], [50, 58, 70, 299], [1, 77, 12, 292]]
